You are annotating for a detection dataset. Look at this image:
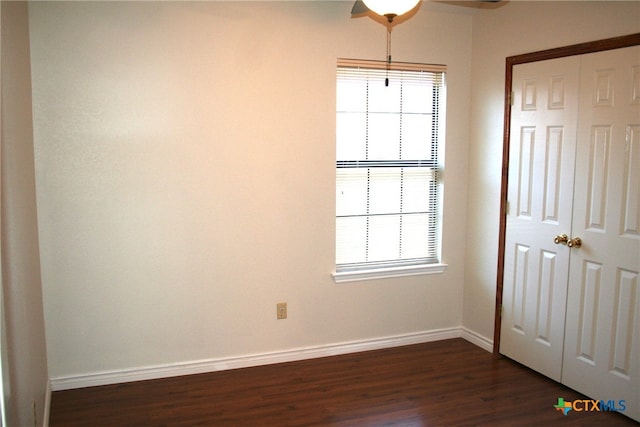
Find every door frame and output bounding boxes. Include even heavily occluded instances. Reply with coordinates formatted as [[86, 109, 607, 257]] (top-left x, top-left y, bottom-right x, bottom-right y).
[[493, 32, 640, 354]]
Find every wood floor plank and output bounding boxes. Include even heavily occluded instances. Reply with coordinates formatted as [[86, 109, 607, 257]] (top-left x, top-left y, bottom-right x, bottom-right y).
[[49, 339, 637, 426]]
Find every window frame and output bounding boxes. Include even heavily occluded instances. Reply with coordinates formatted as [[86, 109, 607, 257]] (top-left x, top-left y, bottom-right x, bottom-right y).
[[333, 59, 448, 283]]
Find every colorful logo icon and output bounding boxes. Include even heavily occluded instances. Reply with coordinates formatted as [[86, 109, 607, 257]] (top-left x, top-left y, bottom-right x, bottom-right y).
[[554, 398, 573, 415]]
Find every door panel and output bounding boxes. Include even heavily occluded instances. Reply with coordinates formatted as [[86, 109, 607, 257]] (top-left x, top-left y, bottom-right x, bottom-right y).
[[562, 45, 640, 423], [500, 56, 580, 381], [622, 125, 640, 236]]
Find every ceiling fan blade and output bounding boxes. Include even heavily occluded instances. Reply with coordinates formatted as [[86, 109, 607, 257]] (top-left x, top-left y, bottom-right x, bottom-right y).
[[351, 0, 370, 15]]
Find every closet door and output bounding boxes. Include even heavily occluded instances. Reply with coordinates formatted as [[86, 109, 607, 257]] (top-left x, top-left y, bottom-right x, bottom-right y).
[[499, 56, 580, 381], [561, 45, 640, 422]]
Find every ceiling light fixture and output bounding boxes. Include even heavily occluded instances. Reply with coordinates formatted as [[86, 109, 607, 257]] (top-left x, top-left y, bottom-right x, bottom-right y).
[[362, 0, 421, 23], [361, 0, 421, 86]]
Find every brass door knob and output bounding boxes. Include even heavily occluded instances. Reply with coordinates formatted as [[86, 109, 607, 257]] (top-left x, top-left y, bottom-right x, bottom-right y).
[[567, 237, 582, 248], [554, 234, 569, 245]]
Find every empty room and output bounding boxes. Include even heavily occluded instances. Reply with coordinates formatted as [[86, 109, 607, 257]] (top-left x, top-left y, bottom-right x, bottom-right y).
[[1, 0, 638, 425]]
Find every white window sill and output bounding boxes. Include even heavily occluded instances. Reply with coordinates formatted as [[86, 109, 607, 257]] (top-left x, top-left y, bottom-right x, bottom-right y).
[[332, 263, 448, 284]]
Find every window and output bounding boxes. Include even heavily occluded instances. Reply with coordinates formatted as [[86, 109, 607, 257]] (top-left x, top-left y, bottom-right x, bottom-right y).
[[334, 59, 447, 282]]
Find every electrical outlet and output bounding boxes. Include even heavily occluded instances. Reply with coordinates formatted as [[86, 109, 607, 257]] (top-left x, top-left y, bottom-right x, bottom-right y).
[[277, 302, 287, 320]]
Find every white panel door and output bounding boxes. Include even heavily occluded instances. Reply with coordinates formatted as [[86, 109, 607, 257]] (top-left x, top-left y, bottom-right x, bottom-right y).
[[500, 56, 580, 381], [561, 45, 640, 422]]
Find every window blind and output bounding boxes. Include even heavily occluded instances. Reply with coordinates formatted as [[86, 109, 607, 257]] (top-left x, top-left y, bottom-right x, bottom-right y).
[[336, 59, 446, 272]]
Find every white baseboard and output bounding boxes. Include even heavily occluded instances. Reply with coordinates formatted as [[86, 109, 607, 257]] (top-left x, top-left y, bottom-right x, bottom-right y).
[[50, 327, 469, 391], [50, 327, 494, 391], [460, 327, 494, 353]]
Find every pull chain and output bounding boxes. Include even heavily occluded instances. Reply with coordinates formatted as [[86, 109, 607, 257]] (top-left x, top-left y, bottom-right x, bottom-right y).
[[385, 22, 392, 87]]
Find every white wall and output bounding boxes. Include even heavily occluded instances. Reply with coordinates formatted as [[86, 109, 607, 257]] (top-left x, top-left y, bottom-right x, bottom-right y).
[[1, 2, 49, 425], [464, 1, 640, 341], [29, 1, 473, 380]]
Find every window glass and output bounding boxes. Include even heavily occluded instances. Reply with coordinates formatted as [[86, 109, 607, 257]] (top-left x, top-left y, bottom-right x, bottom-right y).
[[336, 60, 446, 274]]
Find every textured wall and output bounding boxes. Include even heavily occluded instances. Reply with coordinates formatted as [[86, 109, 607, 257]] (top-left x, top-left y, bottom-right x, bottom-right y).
[[30, 1, 473, 379], [1, 2, 49, 425]]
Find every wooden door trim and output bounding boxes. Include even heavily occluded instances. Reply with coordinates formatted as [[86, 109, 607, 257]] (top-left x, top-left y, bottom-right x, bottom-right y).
[[493, 32, 640, 354]]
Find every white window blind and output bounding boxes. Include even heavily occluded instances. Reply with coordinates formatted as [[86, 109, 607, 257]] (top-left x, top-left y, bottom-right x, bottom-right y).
[[336, 59, 446, 275]]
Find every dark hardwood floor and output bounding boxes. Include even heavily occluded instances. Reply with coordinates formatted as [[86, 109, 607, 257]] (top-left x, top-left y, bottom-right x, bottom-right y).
[[50, 338, 637, 426]]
